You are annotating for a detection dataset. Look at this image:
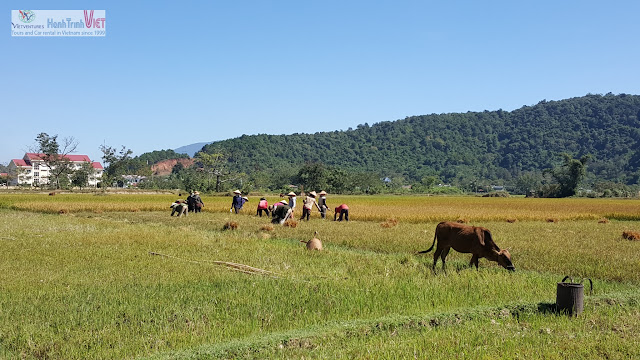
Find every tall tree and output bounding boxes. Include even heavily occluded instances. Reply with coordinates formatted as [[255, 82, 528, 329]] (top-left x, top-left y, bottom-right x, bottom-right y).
[[296, 162, 328, 192], [547, 154, 591, 197], [71, 162, 94, 189], [195, 151, 233, 192], [514, 172, 543, 195], [100, 145, 133, 187], [33, 133, 78, 189]]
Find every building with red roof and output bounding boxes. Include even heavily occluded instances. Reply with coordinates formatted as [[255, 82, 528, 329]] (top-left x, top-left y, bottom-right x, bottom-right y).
[[8, 153, 103, 187]]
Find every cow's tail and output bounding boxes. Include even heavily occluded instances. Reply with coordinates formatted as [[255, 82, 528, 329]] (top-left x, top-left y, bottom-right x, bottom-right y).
[[415, 231, 437, 255]]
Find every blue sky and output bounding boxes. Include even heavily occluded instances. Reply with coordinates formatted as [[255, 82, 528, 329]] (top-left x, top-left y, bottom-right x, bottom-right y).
[[3, 1, 640, 165]]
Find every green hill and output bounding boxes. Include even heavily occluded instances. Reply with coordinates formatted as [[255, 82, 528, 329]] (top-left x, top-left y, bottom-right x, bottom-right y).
[[201, 93, 640, 186]]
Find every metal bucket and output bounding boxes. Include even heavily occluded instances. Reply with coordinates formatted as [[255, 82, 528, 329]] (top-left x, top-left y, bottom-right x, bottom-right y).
[[556, 276, 593, 316]]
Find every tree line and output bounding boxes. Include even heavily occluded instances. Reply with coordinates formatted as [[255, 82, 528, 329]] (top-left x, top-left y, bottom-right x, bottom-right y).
[[6, 93, 639, 197], [193, 93, 640, 195]]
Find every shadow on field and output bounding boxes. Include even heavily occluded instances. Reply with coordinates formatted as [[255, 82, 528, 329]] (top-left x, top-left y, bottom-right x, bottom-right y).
[[510, 301, 566, 318], [536, 301, 557, 314]]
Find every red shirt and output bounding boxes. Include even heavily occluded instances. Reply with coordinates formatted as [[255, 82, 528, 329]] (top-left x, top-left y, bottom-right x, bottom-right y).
[[335, 204, 349, 212]]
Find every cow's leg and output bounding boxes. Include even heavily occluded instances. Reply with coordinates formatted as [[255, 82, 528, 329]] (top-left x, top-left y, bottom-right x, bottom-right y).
[[440, 248, 450, 271], [432, 248, 443, 271], [469, 254, 479, 269]]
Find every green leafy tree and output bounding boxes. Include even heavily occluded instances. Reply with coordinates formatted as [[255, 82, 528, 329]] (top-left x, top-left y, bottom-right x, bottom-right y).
[[546, 154, 591, 197], [421, 176, 438, 188], [195, 151, 234, 192], [71, 162, 94, 189], [326, 168, 351, 193], [268, 166, 297, 191], [181, 167, 208, 193], [33, 133, 78, 189], [172, 162, 185, 174], [247, 170, 272, 192], [296, 162, 328, 192], [137, 174, 184, 190], [514, 172, 543, 195], [100, 145, 133, 187]]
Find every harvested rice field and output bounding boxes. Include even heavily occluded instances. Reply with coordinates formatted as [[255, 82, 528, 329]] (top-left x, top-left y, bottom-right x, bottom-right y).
[[1, 193, 639, 359]]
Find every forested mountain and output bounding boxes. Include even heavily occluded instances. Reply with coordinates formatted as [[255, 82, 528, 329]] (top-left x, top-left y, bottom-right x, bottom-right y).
[[114, 150, 189, 176], [135, 149, 189, 165], [201, 94, 640, 186]]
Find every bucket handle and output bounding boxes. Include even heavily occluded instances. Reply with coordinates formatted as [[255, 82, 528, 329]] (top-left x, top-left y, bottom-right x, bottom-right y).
[[561, 276, 593, 295], [585, 278, 593, 295], [561, 276, 573, 283]]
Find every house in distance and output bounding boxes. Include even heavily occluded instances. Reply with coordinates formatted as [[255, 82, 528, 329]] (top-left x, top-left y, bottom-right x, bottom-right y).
[[7, 153, 103, 187]]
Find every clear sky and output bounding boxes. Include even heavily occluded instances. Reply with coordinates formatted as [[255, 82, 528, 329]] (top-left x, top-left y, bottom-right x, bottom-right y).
[[3, 1, 640, 165]]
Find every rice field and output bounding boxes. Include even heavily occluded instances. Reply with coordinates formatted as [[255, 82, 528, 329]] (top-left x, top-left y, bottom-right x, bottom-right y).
[[0, 193, 639, 359], [2, 193, 639, 222]]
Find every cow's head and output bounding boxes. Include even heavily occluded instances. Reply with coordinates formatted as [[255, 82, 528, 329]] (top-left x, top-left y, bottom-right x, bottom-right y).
[[497, 249, 515, 271]]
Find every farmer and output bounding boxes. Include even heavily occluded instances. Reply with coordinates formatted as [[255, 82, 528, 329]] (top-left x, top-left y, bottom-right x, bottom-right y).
[[186, 191, 196, 212], [170, 200, 188, 217], [256, 197, 269, 217], [317, 191, 329, 219], [287, 192, 297, 215], [193, 191, 204, 213], [230, 190, 243, 214], [334, 204, 349, 221], [272, 200, 292, 224], [300, 191, 322, 221]]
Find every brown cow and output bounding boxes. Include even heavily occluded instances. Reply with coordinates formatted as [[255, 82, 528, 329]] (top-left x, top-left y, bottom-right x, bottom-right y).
[[416, 221, 515, 272]]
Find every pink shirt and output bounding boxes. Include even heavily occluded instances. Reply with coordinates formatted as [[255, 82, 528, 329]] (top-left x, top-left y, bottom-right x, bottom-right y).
[[258, 200, 268, 209]]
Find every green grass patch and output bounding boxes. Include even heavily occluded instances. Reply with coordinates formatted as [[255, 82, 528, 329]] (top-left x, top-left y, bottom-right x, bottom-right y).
[[0, 194, 639, 358]]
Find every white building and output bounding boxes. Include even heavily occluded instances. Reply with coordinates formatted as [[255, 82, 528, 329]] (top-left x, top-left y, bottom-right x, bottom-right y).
[[121, 174, 147, 187], [8, 153, 103, 187]]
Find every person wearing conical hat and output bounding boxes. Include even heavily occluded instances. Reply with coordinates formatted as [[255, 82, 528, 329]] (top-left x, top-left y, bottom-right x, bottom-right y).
[[287, 191, 297, 214], [300, 191, 322, 221], [170, 199, 188, 217], [230, 190, 244, 214], [317, 191, 329, 219], [272, 199, 292, 224], [192, 191, 204, 213], [186, 191, 196, 213]]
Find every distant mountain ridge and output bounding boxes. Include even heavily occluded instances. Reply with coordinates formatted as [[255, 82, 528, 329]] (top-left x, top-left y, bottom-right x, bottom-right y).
[[199, 94, 640, 184], [173, 142, 212, 157]]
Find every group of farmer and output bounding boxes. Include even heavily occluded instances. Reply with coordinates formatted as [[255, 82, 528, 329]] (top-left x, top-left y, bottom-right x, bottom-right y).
[[170, 191, 204, 216], [231, 189, 349, 224], [171, 189, 349, 222]]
